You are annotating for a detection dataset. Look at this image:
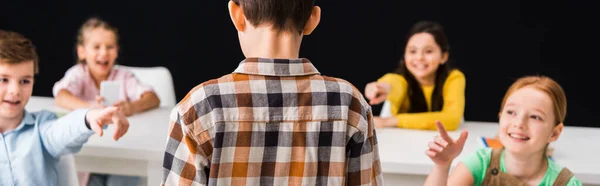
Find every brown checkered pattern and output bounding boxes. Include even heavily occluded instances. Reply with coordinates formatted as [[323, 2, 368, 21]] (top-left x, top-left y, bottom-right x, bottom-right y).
[[162, 58, 383, 186]]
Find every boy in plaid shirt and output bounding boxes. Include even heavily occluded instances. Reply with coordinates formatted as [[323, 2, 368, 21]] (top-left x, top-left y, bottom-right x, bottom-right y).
[[162, 1, 383, 185]]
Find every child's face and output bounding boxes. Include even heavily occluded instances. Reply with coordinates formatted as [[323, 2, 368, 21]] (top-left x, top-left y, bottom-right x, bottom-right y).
[[0, 61, 34, 120], [404, 33, 448, 82], [77, 28, 118, 78], [498, 86, 562, 155]]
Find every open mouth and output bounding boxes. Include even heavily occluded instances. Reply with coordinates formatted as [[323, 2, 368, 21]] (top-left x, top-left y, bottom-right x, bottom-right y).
[[96, 60, 110, 66], [509, 133, 530, 140]]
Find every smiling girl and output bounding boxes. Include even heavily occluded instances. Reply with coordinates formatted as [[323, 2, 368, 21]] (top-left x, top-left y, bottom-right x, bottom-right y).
[[424, 76, 582, 186], [364, 20, 465, 130]]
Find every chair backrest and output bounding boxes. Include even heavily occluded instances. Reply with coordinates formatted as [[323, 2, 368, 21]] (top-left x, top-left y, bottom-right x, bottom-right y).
[[379, 100, 392, 117], [117, 65, 177, 107], [56, 155, 79, 186]]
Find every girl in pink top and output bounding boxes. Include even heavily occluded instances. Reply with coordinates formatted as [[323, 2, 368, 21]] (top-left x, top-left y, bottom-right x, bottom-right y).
[[53, 17, 160, 116], [52, 17, 160, 186]]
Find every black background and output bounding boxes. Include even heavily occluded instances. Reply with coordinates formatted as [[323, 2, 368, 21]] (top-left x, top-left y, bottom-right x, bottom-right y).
[[1, 0, 597, 127]]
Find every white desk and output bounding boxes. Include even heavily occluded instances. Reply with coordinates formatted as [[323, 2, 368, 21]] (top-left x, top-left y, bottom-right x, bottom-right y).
[[26, 96, 600, 185], [26, 96, 170, 186], [377, 121, 600, 185]]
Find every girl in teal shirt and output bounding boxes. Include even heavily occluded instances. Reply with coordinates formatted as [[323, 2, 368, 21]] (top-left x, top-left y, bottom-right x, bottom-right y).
[[423, 76, 582, 186]]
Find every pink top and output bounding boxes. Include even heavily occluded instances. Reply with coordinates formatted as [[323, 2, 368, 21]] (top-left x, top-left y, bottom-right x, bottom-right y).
[[52, 64, 155, 102]]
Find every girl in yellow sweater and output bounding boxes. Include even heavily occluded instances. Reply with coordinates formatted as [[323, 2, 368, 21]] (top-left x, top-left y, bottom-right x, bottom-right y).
[[364, 20, 466, 130]]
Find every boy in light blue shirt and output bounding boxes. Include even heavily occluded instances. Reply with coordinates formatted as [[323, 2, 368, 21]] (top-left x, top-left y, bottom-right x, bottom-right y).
[[0, 29, 130, 186]]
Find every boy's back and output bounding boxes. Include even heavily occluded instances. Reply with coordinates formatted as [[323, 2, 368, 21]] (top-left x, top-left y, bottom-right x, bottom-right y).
[[162, 1, 383, 185], [163, 58, 383, 185]]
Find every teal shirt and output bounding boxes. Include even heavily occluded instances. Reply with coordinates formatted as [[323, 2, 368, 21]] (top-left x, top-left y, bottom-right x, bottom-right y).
[[0, 109, 94, 186], [462, 148, 582, 186]]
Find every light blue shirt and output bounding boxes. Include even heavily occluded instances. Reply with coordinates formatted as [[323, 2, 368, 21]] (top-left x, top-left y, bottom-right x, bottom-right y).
[[0, 109, 94, 186]]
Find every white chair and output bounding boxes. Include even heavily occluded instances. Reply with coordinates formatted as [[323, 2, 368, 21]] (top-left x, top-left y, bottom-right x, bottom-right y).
[[117, 65, 177, 107], [379, 100, 392, 117], [56, 154, 79, 186]]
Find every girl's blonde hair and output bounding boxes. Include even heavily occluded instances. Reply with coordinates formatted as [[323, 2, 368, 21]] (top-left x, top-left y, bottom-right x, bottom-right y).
[[75, 17, 119, 64], [497, 75, 567, 156]]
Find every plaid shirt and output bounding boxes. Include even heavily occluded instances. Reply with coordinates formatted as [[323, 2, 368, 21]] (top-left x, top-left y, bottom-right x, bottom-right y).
[[162, 58, 383, 186]]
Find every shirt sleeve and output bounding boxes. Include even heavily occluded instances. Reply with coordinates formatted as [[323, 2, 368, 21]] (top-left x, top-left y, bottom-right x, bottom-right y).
[[39, 109, 95, 158], [162, 106, 210, 186], [377, 73, 407, 107], [345, 96, 384, 186], [379, 70, 466, 130], [53, 65, 85, 97], [461, 147, 492, 186], [123, 70, 155, 101]]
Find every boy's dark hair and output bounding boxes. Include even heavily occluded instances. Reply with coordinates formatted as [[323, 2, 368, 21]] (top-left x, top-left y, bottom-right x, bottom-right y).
[[232, 0, 315, 34], [395, 20, 453, 113], [0, 29, 39, 74]]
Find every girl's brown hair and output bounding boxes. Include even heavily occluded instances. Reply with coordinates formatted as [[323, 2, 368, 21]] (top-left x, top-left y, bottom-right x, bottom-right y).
[[394, 20, 455, 113]]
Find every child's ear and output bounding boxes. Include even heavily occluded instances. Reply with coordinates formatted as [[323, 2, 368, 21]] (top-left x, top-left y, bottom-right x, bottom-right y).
[[228, 0, 246, 32], [302, 6, 321, 35], [548, 123, 564, 142], [77, 45, 86, 61], [441, 52, 449, 64]]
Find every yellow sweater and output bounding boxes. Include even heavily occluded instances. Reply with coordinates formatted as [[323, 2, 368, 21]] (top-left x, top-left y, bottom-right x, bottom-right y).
[[377, 70, 466, 130]]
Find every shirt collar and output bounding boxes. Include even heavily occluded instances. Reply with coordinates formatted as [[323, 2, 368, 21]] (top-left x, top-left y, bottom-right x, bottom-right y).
[[83, 63, 117, 80], [233, 58, 320, 76], [8, 110, 36, 134], [22, 110, 36, 125]]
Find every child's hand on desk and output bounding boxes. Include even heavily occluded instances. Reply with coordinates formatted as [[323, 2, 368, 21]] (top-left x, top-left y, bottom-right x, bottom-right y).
[[86, 106, 130, 141], [426, 120, 469, 167], [112, 100, 136, 116], [373, 116, 396, 128]]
